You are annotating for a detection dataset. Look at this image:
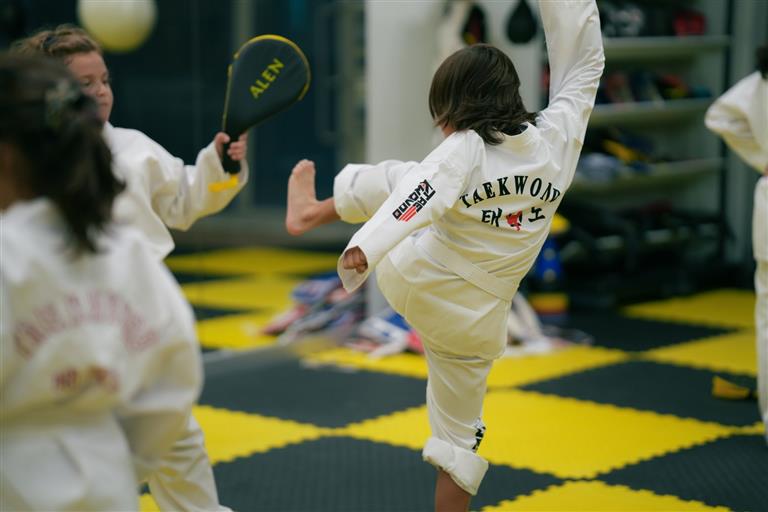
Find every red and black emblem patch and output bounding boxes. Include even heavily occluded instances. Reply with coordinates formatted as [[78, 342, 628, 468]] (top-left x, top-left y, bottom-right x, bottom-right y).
[[392, 180, 436, 222]]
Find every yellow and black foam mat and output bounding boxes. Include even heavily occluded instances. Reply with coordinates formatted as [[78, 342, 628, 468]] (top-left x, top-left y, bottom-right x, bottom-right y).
[[139, 247, 766, 511]]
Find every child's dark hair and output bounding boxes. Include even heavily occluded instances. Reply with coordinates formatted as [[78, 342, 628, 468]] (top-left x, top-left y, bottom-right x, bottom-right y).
[[429, 44, 537, 145], [10, 24, 102, 61], [0, 54, 123, 253], [758, 44, 767, 79]]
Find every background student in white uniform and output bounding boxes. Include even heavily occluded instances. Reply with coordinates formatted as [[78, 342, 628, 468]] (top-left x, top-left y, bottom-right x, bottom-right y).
[[0, 54, 202, 511], [705, 44, 768, 444], [285, 1, 604, 510], [11, 26, 249, 511]]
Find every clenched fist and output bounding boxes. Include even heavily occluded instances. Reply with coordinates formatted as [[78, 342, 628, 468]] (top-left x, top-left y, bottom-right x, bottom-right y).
[[342, 246, 368, 274]]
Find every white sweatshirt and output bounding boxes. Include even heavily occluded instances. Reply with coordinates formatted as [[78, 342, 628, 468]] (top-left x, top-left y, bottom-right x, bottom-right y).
[[334, 1, 604, 358], [103, 123, 249, 259], [0, 199, 203, 511]]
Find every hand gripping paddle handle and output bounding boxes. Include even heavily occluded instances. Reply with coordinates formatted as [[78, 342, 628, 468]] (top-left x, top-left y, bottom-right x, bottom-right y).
[[221, 138, 241, 174]]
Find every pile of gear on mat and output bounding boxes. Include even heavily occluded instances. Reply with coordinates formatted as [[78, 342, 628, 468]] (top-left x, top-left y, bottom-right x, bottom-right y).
[[263, 271, 593, 359]]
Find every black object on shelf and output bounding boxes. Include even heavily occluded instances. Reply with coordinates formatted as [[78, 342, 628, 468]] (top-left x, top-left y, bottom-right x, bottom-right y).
[[555, 199, 730, 307]]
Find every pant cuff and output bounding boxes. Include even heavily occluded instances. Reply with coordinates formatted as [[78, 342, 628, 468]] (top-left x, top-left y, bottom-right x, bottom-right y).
[[333, 164, 369, 223], [422, 437, 489, 496]]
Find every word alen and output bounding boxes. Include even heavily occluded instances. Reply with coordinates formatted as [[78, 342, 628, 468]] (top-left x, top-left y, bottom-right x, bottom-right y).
[[250, 58, 285, 99]]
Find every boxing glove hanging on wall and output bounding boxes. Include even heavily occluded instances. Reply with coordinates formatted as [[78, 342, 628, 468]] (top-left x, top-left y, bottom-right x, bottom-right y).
[[437, 0, 472, 64], [506, 0, 538, 44], [462, 3, 487, 45]]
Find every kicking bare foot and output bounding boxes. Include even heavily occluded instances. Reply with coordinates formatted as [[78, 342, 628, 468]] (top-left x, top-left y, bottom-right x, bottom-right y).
[[286, 159, 320, 235]]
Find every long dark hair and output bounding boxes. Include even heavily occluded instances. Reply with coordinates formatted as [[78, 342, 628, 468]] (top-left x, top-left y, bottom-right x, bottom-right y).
[[429, 44, 537, 145], [0, 54, 123, 253], [758, 44, 767, 79]]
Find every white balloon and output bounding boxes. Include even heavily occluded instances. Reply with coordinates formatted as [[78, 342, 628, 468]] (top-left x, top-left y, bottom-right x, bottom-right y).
[[77, 0, 157, 53]]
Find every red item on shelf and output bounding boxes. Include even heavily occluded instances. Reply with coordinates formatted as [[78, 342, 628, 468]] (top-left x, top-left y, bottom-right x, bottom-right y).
[[674, 9, 706, 36]]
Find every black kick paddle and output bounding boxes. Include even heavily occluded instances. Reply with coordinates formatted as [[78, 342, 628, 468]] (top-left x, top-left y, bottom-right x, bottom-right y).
[[220, 34, 311, 174]]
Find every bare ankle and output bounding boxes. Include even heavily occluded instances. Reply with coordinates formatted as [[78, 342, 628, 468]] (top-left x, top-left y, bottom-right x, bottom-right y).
[[285, 200, 319, 236], [435, 470, 471, 512]]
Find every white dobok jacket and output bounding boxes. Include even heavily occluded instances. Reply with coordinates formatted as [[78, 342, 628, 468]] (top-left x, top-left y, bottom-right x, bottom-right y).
[[706, 69, 768, 442], [103, 123, 249, 260], [335, 0, 605, 360], [0, 199, 203, 511], [705, 71, 768, 261]]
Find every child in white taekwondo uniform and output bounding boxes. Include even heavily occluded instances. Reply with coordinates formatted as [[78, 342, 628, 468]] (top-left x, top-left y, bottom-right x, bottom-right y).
[[13, 25, 249, 260], [12, 26, 248, 511], [285, 1, 604, 509], [705, 45, 768, 444], [0, 55, 202, 511]]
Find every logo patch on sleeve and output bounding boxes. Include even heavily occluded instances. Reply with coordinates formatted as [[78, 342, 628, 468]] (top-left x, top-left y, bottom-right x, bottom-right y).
[[392, 180, 436, 222]]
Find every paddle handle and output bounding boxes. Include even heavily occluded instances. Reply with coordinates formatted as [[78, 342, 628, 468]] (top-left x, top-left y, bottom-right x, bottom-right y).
[[221, 139, 241, 174]]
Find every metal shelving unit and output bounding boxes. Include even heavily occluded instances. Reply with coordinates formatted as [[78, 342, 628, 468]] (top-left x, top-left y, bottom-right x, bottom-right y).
[[573, 5, 731, 202], [603, 35, 729, 61], [569, 157, 722, 196], [558, 1, 733, 302], [589, 97, 713, 128]]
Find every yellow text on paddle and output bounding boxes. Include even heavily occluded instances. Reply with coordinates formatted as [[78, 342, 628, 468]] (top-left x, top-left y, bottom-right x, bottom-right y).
[[250, 58, 284, 99]]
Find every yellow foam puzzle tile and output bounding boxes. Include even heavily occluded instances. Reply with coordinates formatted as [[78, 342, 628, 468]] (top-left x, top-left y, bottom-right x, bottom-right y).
[[623, 289, 755, 329], [338, 406, 431, 451], [487, 346, 629, 389], [193, 405, 332, 464], [643, 330, 757, 376], [482, 481, 729, 511], [181, 275, 300, 310], [479, 389, 733, 479], [304, 348, 429, 379], [732, 422, 766, 436], [139, 494, 159, 511], [336, 387, 733, 481], [305, 346, 627, 388], [196, 311, 281, 350], [166, 247, 337, 276]]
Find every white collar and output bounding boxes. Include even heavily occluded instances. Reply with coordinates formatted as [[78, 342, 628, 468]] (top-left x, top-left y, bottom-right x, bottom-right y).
[[2, 197, 61, 227], [499, 123, 536, 151]]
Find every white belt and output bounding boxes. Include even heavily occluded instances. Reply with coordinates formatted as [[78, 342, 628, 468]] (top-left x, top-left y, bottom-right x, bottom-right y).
[[418, 235, 517, 302]]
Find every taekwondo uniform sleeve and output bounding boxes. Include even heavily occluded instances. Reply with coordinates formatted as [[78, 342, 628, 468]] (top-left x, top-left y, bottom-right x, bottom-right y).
[[113, 258, 204, 480], [334, 160, 420, 223], [106, 124, 249, 232], [705, 72, 768, 174], [0, 270, 11, 391], [337, 130, 483, 292], [536, 0, 604, 183], [706, 72, 768, 262], [142, 137, 249, 231]]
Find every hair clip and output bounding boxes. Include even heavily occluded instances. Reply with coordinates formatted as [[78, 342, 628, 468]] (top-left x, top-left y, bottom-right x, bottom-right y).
[[41, 34, 57, 53], [45, 79, 81, 131]]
